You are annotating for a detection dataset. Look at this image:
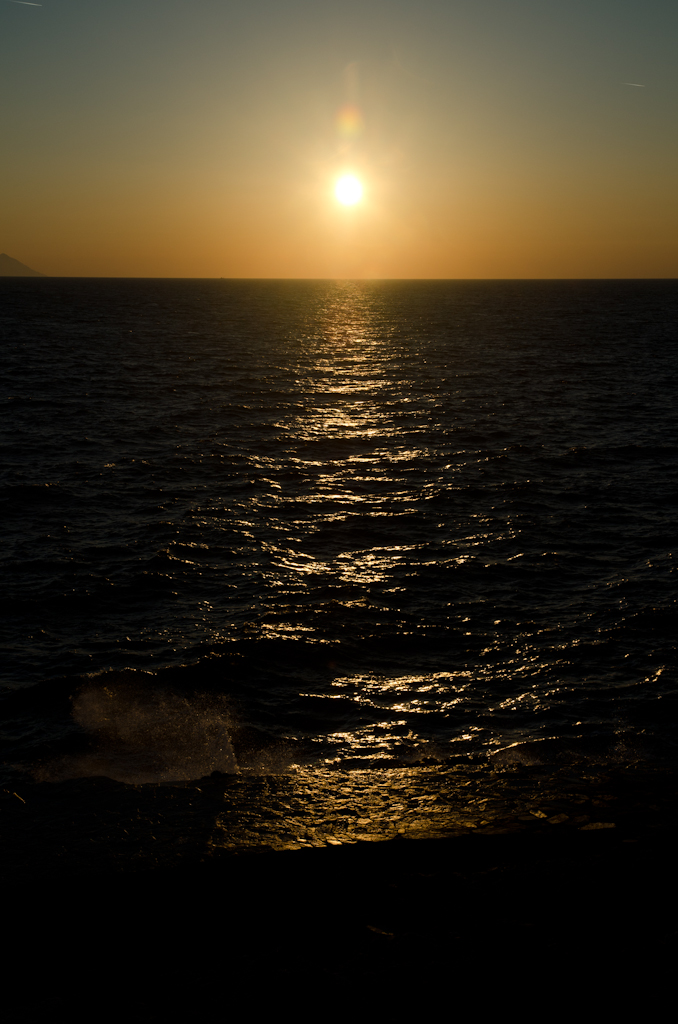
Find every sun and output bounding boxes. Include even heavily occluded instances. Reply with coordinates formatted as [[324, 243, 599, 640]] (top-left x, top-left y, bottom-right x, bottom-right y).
[[335, 175, 363, 205]]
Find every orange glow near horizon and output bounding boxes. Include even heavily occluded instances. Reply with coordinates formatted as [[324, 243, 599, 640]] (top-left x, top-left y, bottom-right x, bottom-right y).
[[1, 2, 677, 278]]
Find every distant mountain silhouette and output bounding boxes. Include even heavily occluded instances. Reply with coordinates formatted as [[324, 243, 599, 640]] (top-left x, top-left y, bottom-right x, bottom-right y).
[[0, 253, 44, 276]]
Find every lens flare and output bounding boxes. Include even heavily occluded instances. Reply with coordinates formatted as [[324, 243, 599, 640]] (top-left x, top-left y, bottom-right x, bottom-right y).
[[335, 175, 363, 205], [335, 104, 364, 139]]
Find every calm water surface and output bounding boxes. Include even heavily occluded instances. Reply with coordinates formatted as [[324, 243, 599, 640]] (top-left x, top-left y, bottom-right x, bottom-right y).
[[1, 278, 676, 784]]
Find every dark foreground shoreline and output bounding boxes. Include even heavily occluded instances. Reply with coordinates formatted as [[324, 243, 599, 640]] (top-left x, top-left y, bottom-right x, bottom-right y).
[[4, 761, 677, 1019]]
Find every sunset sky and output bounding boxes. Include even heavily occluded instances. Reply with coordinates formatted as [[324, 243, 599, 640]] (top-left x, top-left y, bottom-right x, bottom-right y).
[[1, 0, 676, 278]]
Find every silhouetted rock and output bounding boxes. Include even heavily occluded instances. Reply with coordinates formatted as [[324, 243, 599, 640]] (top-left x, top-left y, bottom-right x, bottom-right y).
[[0, 252, 43, 276]]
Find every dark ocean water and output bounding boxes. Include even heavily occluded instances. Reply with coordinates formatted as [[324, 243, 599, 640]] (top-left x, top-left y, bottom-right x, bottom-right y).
[[1, 278, 676, 785]]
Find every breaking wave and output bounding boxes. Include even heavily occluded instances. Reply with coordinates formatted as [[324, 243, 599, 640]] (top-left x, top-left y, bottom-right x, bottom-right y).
[[38, 672, 238, 784]]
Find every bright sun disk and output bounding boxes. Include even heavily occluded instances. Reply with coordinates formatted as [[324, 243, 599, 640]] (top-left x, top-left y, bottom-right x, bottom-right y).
[[335, 175, 363, 205]]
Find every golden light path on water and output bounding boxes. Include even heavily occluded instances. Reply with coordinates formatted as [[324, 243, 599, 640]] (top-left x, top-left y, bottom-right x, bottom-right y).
[[263, 283, 489, 766], [256, 281, 568, 770]]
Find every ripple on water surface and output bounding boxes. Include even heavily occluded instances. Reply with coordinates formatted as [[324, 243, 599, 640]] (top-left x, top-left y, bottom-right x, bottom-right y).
[[0, 278, 677, 781]]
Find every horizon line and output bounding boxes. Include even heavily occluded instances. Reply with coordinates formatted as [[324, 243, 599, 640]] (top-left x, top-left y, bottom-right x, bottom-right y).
[[2, 275, 677, 282]]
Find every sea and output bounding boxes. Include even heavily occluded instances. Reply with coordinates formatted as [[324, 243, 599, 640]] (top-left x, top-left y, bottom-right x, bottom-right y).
[[1, 277, 677, 791]]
